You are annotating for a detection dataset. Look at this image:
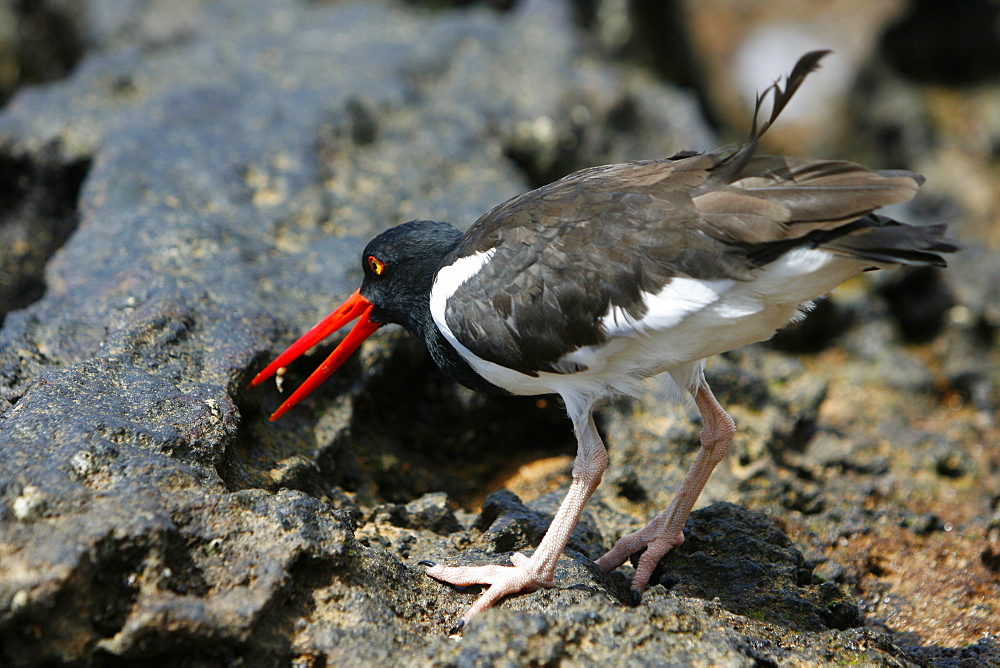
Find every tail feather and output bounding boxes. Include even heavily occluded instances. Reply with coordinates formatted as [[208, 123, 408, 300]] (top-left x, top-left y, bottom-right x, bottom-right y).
[[820, 216, 964, 267], [748, 215, 963, 268]]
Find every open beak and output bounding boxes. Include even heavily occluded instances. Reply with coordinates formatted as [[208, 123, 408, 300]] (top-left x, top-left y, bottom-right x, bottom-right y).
[[250, 289, 381, 421]]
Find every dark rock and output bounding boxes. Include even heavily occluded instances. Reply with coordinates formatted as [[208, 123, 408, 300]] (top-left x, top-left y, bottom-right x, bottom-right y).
[[527, 488, 606, 561], [0, 0, 85, 107], [768, 298, 855, 353], [933, 446, 973, 479], [611, 467, 649, 503], [983, 522, 1000, 573], [877, 266, 956, 343], [474, 488, 582, 555], [657, 502, 862, 632], [1, 487, 355, 664], [0, 147, 89, 325], [880, 0, 1000, 86], [404, 492, 463, 534], [948, 246, 1000, 332], [370, 491, 462, 535], [476, 489, 538, 533], [0, 0, 712, 660], [704, 360, 771, 411], [936, 304, 998, 417], [902, 512, 948, 536], [841, 318, 938, 394]]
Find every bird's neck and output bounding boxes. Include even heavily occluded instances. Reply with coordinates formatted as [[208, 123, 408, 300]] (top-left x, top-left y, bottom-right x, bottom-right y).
[[402, 291, 509, 395]]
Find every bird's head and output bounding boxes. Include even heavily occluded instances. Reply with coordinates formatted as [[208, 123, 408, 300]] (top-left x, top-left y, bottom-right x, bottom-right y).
[[250, 220, 462, 420], [359, 220, 463, 329]]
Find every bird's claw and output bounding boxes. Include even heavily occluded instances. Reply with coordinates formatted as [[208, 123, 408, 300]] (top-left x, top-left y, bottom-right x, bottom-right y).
[[597, 525, 684, 601], [420, 552, 556, 632]]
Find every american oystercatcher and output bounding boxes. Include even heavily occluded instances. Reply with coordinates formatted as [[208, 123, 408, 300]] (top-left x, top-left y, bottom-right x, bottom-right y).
[[251, 51, 960, 632]]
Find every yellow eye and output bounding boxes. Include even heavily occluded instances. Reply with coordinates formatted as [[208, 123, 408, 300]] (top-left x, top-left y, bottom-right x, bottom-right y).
[[367, 255, 385, 275]]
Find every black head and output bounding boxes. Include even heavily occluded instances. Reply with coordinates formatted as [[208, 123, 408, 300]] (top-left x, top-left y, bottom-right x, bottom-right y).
[[251, 219, 465, 420], [359, 219, 463, 333]]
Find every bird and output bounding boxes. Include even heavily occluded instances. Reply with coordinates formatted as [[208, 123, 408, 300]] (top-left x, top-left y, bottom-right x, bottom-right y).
[[250, 51, 961, 633]]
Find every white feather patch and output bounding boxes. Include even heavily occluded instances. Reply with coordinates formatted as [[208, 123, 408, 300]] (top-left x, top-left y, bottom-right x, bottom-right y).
[[603, 277, 737, 336], [429, 249, 495, 333]]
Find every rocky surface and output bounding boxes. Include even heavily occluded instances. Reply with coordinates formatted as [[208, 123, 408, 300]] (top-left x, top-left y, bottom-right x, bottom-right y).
[[0, 0, 997, 665]]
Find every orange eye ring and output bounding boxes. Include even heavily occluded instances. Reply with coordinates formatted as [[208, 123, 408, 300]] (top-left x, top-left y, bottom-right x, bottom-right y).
[[367, 255, 385, 275]]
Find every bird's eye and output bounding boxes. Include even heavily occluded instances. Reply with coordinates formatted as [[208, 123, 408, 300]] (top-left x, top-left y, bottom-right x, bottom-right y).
[[367, 255, 385, 275]]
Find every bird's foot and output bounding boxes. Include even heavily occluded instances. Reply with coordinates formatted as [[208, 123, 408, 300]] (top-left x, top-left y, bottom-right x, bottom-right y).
[[595, 522, 684, 604], [419, 552, 555, 633]]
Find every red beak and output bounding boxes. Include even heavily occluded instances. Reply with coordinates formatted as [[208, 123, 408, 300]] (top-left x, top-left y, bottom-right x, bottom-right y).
[[250, 289, 381, 421]]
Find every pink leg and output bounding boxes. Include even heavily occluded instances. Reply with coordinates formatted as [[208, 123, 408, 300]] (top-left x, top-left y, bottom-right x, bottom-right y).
[[421, 404, 607, 633], [595, 383, 735, 601]]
